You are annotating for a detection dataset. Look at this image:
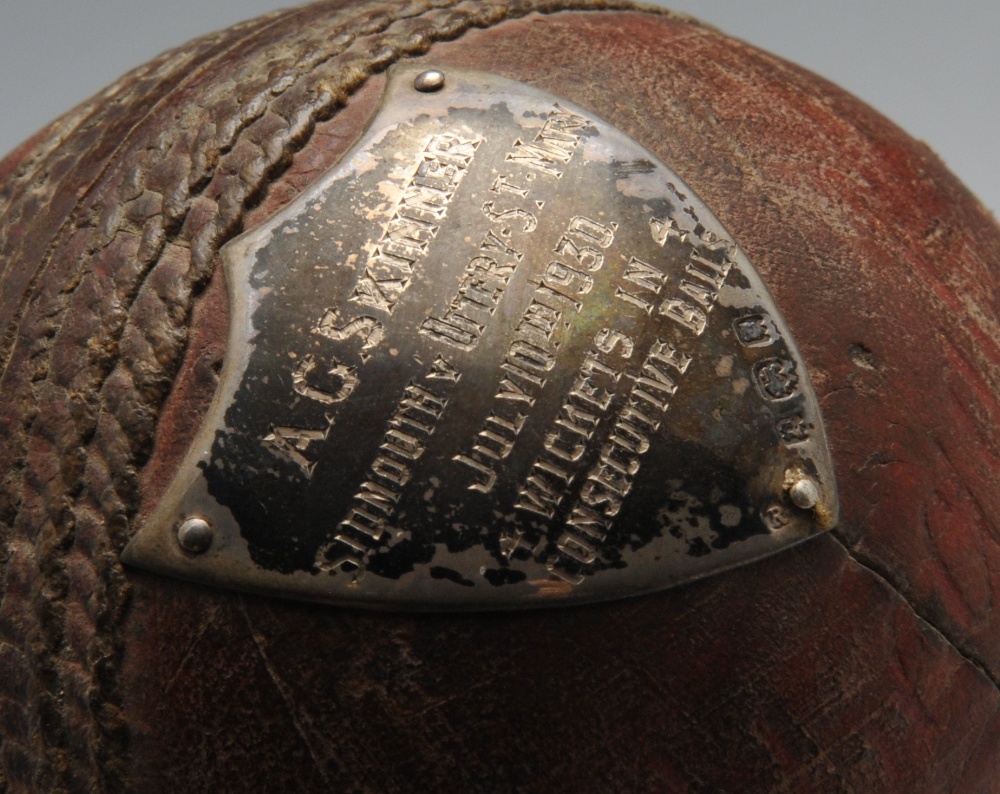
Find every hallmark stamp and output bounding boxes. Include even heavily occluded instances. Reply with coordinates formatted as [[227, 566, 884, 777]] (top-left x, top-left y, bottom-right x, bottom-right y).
[[754, 358, 800, 401], [734, 313, 776, 347]]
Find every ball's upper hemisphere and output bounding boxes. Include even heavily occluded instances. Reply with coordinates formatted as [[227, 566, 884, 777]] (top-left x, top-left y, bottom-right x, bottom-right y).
[[0, 1, 997, 792]]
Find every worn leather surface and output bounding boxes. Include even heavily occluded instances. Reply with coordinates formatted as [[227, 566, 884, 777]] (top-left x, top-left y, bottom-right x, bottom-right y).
[[1, 2, 998, 791]]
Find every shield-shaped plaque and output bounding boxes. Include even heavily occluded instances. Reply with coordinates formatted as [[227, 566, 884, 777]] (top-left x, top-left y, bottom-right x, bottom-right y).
[[123, 65, 838, 609]]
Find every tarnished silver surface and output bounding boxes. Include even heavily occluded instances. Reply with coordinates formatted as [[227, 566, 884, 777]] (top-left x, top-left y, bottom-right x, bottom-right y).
[[123, 65, 838, 609]]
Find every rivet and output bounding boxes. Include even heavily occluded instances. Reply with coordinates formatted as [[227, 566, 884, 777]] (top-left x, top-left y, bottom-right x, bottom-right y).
[[177, 517, 213, 554], [414, 69, 445, 93], [788, 476, 820, 510]]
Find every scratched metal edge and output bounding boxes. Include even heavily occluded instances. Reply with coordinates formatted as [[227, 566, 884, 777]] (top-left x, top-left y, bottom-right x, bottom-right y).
[[123, 64, 839, 611]]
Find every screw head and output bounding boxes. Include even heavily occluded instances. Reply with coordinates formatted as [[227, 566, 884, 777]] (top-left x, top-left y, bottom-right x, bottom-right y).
[[413, 69, 445, 92], [788, 477, 820, 510], [177, 517, 213, 554]]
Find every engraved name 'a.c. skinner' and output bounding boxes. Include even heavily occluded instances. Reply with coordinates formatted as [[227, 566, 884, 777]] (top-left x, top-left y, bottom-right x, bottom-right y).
[[352, 132, 482, 314]]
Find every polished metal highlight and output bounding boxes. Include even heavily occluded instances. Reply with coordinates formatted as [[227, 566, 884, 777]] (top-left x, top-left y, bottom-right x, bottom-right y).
[[123, 64, 839, 610], [787, 475, 821, 511], [177, 517, 213, 554], [413, 69, 446, 92]]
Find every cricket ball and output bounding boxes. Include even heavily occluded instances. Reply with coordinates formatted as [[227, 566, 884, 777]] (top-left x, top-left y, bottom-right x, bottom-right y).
[[0, 2, 997, 791]]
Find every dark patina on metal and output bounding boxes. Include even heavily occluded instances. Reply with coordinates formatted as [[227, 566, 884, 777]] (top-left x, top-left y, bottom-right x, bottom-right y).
[[123, 65, 838, 609]]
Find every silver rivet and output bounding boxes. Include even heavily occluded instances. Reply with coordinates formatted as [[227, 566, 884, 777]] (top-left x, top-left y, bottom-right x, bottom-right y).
[[414, 69, 445, 92], [177, 517, 213, 554], [788, 477, 820, 510]]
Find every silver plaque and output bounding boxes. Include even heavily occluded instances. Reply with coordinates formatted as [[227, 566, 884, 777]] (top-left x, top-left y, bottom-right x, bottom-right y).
[[123, 65, 838, 609]]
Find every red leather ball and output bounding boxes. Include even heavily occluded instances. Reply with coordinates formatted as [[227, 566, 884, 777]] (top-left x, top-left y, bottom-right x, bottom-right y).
[[1, 2, 997, 791]]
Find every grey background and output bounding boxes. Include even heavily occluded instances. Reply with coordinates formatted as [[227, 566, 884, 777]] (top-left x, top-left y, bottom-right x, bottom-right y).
[[1, 1, 997, 215]]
